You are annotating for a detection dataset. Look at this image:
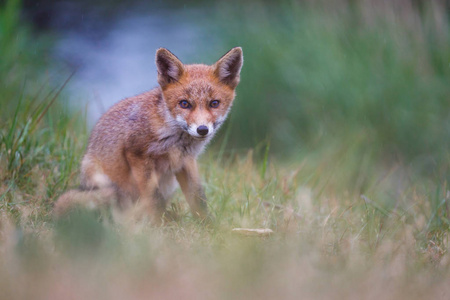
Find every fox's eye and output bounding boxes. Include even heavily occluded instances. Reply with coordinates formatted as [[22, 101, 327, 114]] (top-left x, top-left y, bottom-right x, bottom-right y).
[[210, 100, 220, 108], [179, 100, 191, 109]]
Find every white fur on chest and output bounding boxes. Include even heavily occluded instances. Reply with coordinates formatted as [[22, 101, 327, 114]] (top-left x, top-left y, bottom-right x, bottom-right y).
[[149, 130, 209, 156]]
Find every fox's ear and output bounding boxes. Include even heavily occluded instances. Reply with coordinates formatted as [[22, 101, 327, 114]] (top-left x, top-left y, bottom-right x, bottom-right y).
[[214, 47, 243, 89], [156, 48, 184, 88]]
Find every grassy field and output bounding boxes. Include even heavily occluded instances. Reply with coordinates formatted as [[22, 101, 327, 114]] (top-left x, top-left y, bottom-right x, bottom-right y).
[[1, 154, 450, 299], [1, 0, 450, 299]]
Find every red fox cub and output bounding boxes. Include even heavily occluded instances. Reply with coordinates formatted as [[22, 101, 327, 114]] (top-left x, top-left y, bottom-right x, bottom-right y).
[[54, 47, 243, 223]]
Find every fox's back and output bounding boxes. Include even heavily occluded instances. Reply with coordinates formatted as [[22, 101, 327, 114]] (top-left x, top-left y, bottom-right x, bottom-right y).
[[86, 89, 163, 159]]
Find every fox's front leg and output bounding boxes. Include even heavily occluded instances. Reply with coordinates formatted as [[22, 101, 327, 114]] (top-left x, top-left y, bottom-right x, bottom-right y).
[[175, 158, 208, 219], [126, 153, 166, 223]]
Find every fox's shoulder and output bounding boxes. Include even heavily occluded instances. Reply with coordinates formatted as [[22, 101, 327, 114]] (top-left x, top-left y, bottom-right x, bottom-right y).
[[88, 88, 165, 146]]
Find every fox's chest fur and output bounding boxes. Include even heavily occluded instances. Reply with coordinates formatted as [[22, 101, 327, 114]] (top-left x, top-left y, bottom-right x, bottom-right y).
[[148, 130, 209, 174], [148, 125, 210, 158]]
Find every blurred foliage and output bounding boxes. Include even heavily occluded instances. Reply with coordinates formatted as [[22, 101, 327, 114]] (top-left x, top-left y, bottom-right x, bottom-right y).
[[0, 0, 86, 217], [12, 0, 450, 181], [0, 0, 46, 115], [213, 0, 450, 177]]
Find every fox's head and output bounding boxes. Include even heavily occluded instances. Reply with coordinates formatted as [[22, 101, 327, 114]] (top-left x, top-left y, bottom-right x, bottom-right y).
[[156, 47, 243, 140]]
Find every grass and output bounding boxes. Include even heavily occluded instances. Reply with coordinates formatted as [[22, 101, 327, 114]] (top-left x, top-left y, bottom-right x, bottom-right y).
[[0, 0, 86, 220], [212, 0, 450, 173], [1, 0, 450, 298], [1, 154, 450, 299]]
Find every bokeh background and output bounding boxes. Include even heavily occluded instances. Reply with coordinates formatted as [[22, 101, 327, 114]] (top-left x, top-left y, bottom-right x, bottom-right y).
[[4, 0, 450, 171]]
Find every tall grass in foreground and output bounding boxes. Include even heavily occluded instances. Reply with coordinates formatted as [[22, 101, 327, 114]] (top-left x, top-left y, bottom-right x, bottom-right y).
[[1, 154, 450, 299], [0, 0, 86, 219]]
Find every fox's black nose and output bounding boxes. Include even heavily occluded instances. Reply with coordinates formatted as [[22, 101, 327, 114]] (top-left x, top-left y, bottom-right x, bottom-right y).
[[197, 125, 209, 136]]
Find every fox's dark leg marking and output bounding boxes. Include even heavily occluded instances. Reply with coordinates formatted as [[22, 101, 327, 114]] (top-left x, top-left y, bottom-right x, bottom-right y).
[[175, 158, 207, 219], [125, 152, 166, 223]]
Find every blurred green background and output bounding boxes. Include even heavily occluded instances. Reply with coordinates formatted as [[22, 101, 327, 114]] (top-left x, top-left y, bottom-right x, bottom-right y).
[[1, 0, 449, 182]]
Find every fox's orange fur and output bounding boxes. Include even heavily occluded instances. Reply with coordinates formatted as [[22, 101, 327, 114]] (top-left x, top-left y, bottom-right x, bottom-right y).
[[54, 47, 243, 223]]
